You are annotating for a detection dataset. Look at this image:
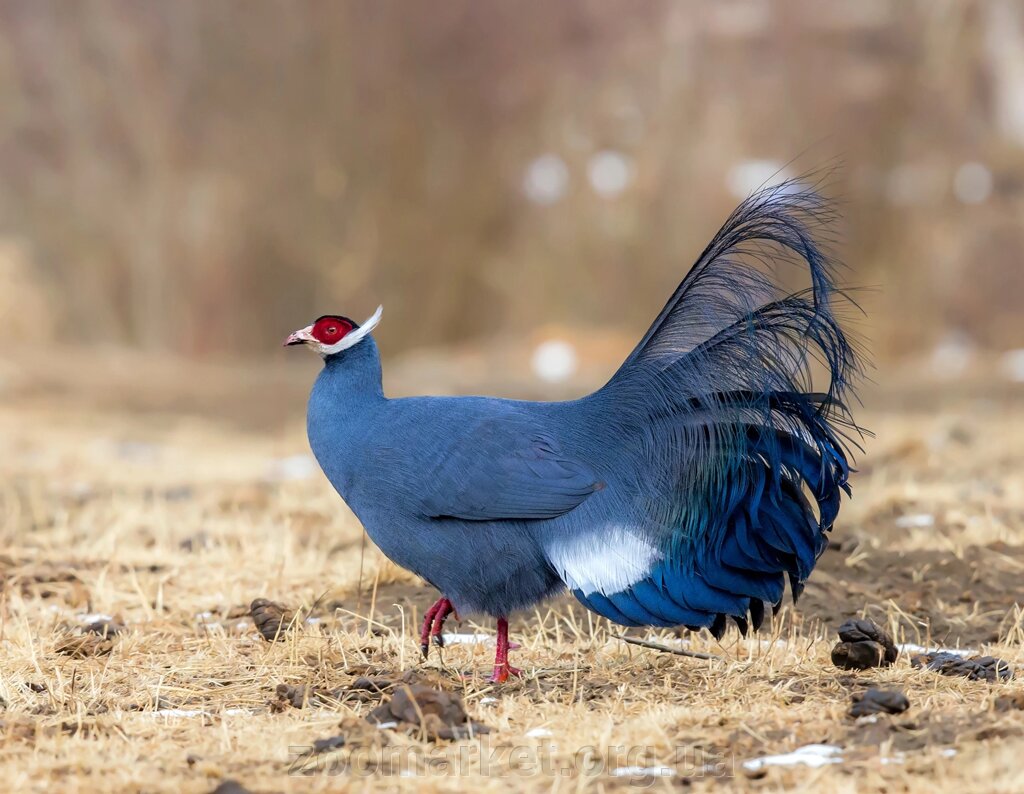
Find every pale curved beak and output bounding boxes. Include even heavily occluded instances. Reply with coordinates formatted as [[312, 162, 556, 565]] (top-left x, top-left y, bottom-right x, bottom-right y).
[[284, 326, 314, 347]]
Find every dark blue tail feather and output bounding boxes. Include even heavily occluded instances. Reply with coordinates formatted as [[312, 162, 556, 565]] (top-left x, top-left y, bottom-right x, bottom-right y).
[[573, 177, 865, 636]]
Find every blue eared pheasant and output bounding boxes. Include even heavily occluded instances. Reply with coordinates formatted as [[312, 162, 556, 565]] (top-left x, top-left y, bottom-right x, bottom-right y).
[[285, 180, 862, 683]]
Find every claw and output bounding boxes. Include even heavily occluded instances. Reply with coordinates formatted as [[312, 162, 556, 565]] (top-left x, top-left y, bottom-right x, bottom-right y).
[[420, 597, 454, 661], [488, 664, 522, 684]]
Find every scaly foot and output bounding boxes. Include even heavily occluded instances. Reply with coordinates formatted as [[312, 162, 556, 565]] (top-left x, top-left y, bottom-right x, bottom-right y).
[[419, 597, 454, 659]]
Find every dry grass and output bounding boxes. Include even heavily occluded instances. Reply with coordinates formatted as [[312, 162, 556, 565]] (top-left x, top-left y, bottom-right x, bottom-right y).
[[3, 373, 1024, 792]]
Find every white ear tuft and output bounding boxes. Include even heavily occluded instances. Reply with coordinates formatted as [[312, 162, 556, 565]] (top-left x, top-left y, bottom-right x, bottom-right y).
[[360, 305, 383, 334]]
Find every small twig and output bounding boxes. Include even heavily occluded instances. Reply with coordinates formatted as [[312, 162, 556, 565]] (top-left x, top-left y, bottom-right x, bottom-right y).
[[613, 634, 721, 661]]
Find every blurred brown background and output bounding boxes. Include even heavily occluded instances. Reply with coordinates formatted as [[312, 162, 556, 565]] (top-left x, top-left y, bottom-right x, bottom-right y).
[[1, 0, 1023, 413]]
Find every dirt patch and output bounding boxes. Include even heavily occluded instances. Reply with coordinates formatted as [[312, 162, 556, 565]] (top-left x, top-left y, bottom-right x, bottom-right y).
[[803, 540, 1024, 645]]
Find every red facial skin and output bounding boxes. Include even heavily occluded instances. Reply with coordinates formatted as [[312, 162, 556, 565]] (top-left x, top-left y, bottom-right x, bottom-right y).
[[311, 317, 353, 345]]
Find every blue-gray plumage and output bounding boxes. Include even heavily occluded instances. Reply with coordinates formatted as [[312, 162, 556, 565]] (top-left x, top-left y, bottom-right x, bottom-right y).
[[285, 180, 863, 681]]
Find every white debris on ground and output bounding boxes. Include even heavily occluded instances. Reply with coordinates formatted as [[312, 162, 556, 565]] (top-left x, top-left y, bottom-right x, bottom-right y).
[[883, 748, 957, 764], [881, 752, 905, 765], [639, 635, 786, 652], [898, 644, 975, 657], [641, 635, 692, 648], [76, 613, 115, 624], [525, 728, 553, 738], [440, 632, 494, 645], [143, 709, 207, 719], [610, 766, 676, 778], [742, 744, 843, 772]]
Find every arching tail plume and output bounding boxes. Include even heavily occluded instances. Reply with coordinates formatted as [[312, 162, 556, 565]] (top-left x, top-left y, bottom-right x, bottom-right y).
[[579, 176, 866, 633]]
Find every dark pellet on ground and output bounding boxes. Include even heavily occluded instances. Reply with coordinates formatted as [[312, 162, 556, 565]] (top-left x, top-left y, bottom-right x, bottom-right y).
[[209, 781, 253, 794], [310, 735, 346, 754], [274, 683, 340, 709], [350, 676, 397, 694], [831, 618, 898, 670], [83, 618, 125, 637], [850, 688, 910, 717], [912, 652, 1012, 682], [367, 684, 490, 740], [250, 598, 295, 642]]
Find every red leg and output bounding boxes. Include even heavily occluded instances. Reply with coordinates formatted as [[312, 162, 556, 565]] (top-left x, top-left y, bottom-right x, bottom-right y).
[[420, 598, 454, 658], [488, 617, 522, 683], [430, 599, 455, 648]]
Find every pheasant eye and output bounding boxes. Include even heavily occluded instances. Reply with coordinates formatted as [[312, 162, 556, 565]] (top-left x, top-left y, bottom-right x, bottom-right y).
[[327, 326, 337, 335]]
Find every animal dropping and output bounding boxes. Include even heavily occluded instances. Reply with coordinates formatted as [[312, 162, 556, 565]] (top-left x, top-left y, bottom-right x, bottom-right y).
[[912, 652, 1012, 682], [250, 598, 296, 642], [366, 684, 490, 740], [849, 688, 910, 718], [831, 618, 898, 670]]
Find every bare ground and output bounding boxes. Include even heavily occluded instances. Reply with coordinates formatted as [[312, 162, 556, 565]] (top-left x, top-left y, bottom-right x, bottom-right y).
[[2, 358, 1024, 792]]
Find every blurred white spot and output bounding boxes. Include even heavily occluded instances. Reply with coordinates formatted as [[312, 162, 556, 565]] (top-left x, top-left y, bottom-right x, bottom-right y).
[[531, 339, 578, 383], [984, 1, 1024, 146], [898, 643, 975, 657], [145, 709, 207, 718], [643, 635, 691, 648], [525, 727, 554, 738], [611, 766, 676, 778], [941, 748, 957, 758], [111, 441, 162, 463], [440, 632, 493, 645], [587, 150, 633, 198], [522, 154, 569, 205], [1000, 349, 1024, 382], [886, 163, 945, 207], [894, 513, 934, 529], [726, 160, 791, 199], [479, 696, 498, 705], [953, 162, 993, 204], [69, 482, 95, 499], [375, 721, 399, 730], [743, 744, 843, 772], [266, 454, 318, 481], [304, 617, 322, 625], [881, 752, 905, 765], [930, 331, 974, 377], [222, 708, 252, 716], [77, 613, 114, 624]]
